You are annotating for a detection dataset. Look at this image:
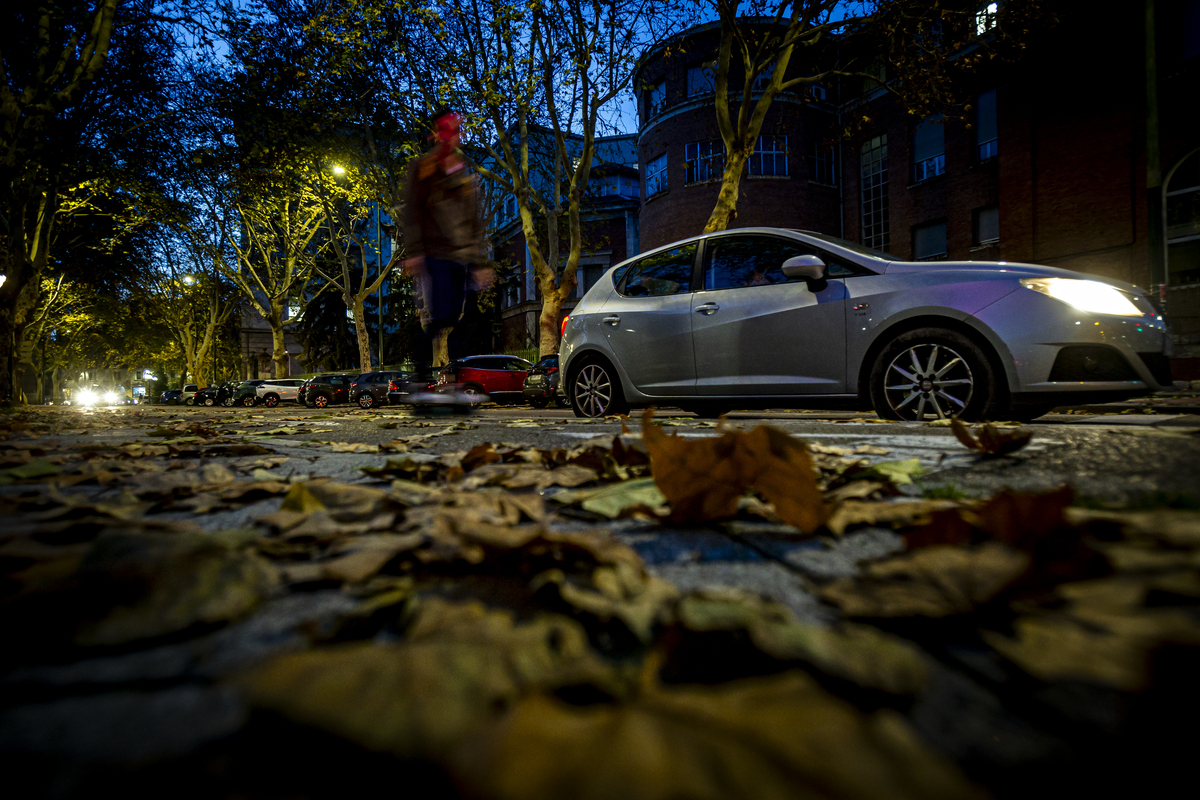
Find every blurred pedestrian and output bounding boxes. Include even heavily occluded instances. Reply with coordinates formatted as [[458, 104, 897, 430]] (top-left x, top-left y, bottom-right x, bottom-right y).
[[402, 109, 494, 397]]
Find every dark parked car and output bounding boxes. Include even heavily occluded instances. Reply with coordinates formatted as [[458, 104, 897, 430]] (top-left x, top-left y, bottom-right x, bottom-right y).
[[351, 370, 410, 408], [304, 374, 355, 408], [435, 355, 532, 402], [522, 355, 569, 408], [193, 382, 240, 407], [159, 389, 181, 405], [231, 380, 265, 407]]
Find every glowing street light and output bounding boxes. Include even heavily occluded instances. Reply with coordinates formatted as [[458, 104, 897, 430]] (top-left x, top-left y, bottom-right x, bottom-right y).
[[182, 275, 196, 285], [332, 165, 346, 175]]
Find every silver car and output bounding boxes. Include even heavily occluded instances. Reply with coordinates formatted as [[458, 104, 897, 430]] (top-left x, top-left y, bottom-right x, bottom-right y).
[[256, 378, 307, 408], [558, 228, 1171, 421]]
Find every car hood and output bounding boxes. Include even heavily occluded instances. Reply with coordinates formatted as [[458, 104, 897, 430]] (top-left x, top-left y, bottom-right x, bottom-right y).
[[880, 259, 1146, 294]]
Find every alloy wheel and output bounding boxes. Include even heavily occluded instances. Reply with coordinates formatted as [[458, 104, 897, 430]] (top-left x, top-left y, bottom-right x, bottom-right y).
[[204, 397, 215, 406], [242, 396, 255, 407], [882, 343, 974, 421], [315, 394, 329, 408], [574, 364, 613, 417], [358, 394, 374, 409]]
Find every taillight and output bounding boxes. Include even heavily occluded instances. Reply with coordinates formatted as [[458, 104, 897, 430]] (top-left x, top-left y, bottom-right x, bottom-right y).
[[350, 382, 357, 388], [388, 380, 399, 391], [547, 367, 558, 375], [560, 315, 569, 337]]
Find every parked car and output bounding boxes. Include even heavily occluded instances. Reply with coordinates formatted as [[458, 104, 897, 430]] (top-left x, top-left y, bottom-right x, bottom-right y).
[[435, 355, 533, 402], [159, 389, 181, 405], [351, 370, 410, 408], [256, 378, 307, 408], [523, 355, 569, 408], [193, 382, 238, 407], [304, 374, 355, 408], [387, 376, 431, 405], [231, 380, 265, 407], [178, 384, 200, 405], [559, 227, 1171, 420]]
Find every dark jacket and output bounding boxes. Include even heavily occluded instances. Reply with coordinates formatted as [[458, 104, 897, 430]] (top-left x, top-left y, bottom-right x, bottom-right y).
[[402, 150, 484, 265]]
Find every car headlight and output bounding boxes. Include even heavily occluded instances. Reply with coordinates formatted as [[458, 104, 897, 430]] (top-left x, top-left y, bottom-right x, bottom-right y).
[[104, 391, 119, 404], [1020, 278, 1142, 316], [77, 389, 96, 405]]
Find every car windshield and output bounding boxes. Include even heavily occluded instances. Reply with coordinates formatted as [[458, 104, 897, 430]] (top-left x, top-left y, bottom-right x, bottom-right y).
[[793, 230, 891, 261]]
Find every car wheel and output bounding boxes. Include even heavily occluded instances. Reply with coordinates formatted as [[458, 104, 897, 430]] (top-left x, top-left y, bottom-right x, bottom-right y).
[[358, 393, 376, 409], [242, 396, 256, 407], [203, 397, 215, 406], [263, 394, 279, 408], [186, 397, 195, 406], [571, 359, 628, 418], [314, 393, 330, 409], [222, 397, 233, 407], [460, 383, 486, 398], [869, 327, 1002, 422]]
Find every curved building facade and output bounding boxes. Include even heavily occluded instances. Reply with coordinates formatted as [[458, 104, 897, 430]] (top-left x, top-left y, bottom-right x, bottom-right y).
[[633, 22, 843, 250]]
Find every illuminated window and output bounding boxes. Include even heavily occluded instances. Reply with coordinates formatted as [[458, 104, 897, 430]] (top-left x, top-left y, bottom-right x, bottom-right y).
[[975, 2, 998, 36]]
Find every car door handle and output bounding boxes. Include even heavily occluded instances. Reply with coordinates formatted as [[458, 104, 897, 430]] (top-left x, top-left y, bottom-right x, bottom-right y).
[[695, 303, 720, 315], [602, 315, 620, 326]]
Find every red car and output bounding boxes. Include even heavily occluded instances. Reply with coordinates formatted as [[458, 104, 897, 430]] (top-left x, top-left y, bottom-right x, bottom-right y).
[[436, 355, 532, 402]]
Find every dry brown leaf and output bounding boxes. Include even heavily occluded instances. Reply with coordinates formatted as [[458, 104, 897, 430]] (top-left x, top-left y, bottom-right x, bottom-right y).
[[951, 417, 1033, 457], [820, 543, 1030, 618], [641, 409, 826, 532], [235, 602, 616, 759], [825, 499, 960, 536], [447, 671, 985, 800], [534, 562, 679, 642], [321, 533, 423, 582]]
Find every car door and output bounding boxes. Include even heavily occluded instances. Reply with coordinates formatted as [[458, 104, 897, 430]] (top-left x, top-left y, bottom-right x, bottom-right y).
[[502, 358, 530, 392], [601, 242, 699, 397], [690, 233, 848, 396]]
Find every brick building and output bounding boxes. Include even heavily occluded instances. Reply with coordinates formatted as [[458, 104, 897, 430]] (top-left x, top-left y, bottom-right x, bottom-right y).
[[631, 4, 1200, 376]]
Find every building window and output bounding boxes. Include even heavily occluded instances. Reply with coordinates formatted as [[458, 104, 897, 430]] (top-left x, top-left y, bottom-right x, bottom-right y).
[[645, 153, 668, 197], [974, 205, 1000, 245], [808, 141, 836, 185], [646, 81, 666, 119], [914, 221, 948, 259], [748, 136, 788, 177], [976, 88, 998, 160], [687, 64, 715, 97], [685, 140, 725, 183], [807, 83, 826, 101], [975, 2, 998, 36], [861, 135, 889, 251], [912, 115, 945, 182]]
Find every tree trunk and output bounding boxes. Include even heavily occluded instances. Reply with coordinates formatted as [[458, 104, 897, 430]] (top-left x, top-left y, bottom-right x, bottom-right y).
[[350, 294, 372, 372], [537, 285, 568, 358], [704, 150, 751, 233], [271, 325, 290, 378], [433, 329, 451, 369]]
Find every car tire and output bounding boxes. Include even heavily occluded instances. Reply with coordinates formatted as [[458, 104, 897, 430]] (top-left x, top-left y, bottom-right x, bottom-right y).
[[242, 396, 256, 407], [358, 393, 376, 409], [869, 327, 1003, 422], [460, 383, 486, 398], [571, 358, 628, 418], [313, 393, 330, 409], [263, 394, 279, 408], [186, 397, 195, 406], [203, 397, 215, 406]]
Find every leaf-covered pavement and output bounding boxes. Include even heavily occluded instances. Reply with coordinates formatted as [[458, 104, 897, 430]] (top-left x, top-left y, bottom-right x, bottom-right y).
[[1, 405, 1198, 798]]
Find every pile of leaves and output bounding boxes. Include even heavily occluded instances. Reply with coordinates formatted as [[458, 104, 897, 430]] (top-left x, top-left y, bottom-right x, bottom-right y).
[[1, 406, 1197, 798]]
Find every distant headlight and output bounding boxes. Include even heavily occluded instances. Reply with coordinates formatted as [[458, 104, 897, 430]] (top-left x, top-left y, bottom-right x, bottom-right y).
[[77, 389, 96, 405], [1020, 278, 1142, 317], [104, 391, 119, 404]]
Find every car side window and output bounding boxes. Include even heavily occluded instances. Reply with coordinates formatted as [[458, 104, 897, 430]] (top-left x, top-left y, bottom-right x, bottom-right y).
[[703, 235, 860, 290], [505, 359, 528, 371], [618, 243, 697, 297]]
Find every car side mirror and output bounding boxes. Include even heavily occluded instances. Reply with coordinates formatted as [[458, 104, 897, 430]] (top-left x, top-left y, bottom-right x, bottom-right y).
[[781, 254, 826, 281]]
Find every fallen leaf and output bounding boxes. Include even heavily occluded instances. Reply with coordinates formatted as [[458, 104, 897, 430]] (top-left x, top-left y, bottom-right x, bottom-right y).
[[951, 417, 1033, 457], [448, 671, 985, 800], [641, 409, 826, 532], [820, 543, 1030, 618]]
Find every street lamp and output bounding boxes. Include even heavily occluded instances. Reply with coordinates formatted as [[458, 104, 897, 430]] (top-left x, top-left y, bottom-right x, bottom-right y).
[[332, 165, 346, 175], [182, 275, 196, 285]]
